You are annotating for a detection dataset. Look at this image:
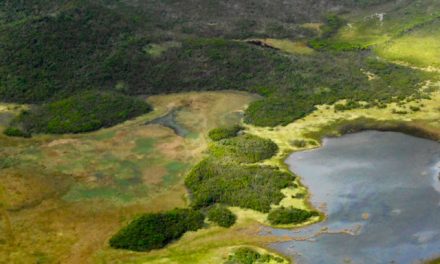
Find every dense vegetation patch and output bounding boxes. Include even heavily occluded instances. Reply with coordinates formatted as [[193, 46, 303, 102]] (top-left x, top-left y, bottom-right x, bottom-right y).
[[186, 159, 295, 212], [0, 0, 435, 129], [210, 134, 278, 163], [207, 205, 237, 228], [244, 97, 317, 127], [268, 207, 319, 225], [0, 2, 139, 103], [9, 91, 151, 134], [3, 127, 31, 138], [225, 247, 285, 264], [208, 125, 243, 141], [109, 208, 205, 251], [309, 14, 367, 52], [244, 55, 432, 126]]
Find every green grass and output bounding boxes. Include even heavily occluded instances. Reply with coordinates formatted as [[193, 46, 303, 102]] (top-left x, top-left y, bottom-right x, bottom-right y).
[[426, 258, 440, 264], [163, 162, 190, 186], [62, 185, 137, 203], [133, 138, 156, 154], [322, 0, 440, 67], [375, 19, 440, 67], [303, 117, 440, 143]]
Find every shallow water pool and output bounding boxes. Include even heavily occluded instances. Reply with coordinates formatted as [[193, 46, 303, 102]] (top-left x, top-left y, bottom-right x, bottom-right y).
[[271, 131, 440, 264]]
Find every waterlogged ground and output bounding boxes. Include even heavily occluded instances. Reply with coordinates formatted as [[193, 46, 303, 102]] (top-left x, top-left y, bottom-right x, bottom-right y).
[[271, 131, 440, 264], [0, 85, 440, 263], [0, 91, 258, 263]]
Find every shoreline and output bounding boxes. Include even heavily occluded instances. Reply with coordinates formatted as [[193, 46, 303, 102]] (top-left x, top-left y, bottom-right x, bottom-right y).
[[242, 90, 440, 263]]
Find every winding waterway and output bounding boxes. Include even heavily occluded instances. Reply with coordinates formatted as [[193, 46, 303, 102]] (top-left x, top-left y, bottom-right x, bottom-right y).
[[271, 131, 440, 264]]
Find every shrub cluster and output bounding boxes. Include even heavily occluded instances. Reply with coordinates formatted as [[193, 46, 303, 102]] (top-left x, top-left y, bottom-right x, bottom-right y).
[[207, 205, 237, 228], [208, 125, 243, 141], [244, 54, 430, 127], [334, 100, 364, 112], [308, 14, 367, 51], [268, 207, 319, 225], [3, 127, 31, 138], [10, 91, 151, 134], [0, 1, 433, 129], [109, 209, 205, 251], [185, 159, 295, 212], [225, 247, 284, 264], [211, 134, 278, 163]]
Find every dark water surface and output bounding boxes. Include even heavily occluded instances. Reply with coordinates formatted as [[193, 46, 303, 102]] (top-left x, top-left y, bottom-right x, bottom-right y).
[[272, 131, 440, 264], [146, 108, 191, 137]]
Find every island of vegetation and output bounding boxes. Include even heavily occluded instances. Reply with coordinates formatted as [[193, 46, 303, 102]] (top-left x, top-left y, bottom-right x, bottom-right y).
[[109, 209, 205, 252], [207, 205, 237, 228], [225, 247, 286, 264], [5, 91, 151, 135]]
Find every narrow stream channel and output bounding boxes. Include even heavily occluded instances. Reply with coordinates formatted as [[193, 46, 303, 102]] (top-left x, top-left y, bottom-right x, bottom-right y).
[[271, 131, 440, 264]]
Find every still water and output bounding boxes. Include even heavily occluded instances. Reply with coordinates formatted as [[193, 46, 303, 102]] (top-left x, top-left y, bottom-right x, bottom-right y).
[[272, 131, 440, 264]]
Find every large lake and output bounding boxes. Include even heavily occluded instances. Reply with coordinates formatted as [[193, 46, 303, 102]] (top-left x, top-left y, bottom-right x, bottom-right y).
[[271, 131, 440, 264]]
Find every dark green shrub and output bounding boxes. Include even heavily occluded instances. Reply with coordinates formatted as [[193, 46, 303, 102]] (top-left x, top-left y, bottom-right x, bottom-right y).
[[244, 97, 317, 127], [268, 207, 318, 225], [290, 139, 307, 148], [410, 105, 421, 112], [207, 205, 236, 228], [321, 15, 345, 38], [211, 134, 278, 163], [3, 127, 31, 138], [109, 209, 205, 252], [15, 91, 151, 134], [0, 2, 138, 103], [185, 159, 295, 212], [225, 247, 284, 264], [208, 125, 243, 141]]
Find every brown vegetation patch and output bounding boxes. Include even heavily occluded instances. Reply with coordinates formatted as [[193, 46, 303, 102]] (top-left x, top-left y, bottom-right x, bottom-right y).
[[142, 166, 168, 185]]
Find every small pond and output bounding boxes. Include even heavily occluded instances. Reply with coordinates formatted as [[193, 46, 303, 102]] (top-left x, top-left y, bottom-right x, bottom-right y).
[[271, 131, 440, 264]]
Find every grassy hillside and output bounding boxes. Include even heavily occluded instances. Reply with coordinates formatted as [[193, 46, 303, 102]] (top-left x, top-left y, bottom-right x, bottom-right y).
[[1, 0, 435, 129], [324, 0, 440, 67], [0, 0, 437, 131]]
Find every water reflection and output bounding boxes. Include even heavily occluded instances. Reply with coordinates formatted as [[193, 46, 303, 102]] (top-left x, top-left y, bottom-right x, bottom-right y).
[[272, 131, 440, 264]]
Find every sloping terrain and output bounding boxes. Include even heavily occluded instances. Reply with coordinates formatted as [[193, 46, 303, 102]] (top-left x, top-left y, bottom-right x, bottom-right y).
[[1, 0, 435, 130], [1, 0, 440, 263]]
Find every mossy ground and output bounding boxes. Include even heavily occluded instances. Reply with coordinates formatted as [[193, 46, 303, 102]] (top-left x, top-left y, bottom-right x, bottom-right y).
[[0, 91, 258, 263], [246, 38, 314, 55], [95, 82, 440, 264], [2, 86, 440, 263]]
